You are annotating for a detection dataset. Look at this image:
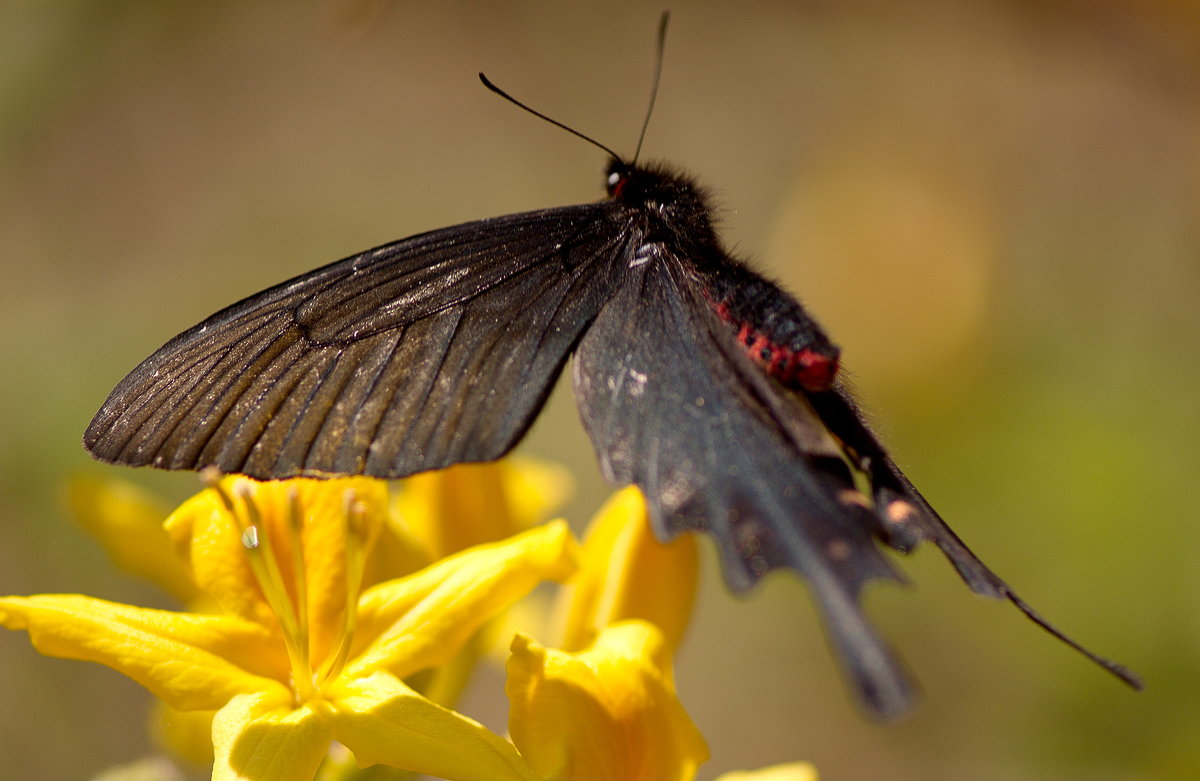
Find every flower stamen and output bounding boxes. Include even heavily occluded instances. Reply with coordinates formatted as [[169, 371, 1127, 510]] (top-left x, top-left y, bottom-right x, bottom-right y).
[[216, 480, 316, 703], [316, 491, 368, 687], [285, 487, 311, 679]]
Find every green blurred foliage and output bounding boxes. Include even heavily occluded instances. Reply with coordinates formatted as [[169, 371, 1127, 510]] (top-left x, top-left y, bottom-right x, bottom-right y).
[[1, 1, 1196, 779]]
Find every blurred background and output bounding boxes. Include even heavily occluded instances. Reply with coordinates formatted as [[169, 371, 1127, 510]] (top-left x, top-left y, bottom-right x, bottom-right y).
[[1, 0, 1197, 778]]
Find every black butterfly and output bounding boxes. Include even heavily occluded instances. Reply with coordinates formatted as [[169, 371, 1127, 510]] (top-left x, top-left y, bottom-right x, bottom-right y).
[[83, 14, 1139, 719]]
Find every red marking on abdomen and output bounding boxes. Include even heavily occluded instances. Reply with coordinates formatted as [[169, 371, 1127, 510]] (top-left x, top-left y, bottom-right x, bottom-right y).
[[738, 326, 838, 391], [783, 346, 839, 391], [705, 290, 838, 391]]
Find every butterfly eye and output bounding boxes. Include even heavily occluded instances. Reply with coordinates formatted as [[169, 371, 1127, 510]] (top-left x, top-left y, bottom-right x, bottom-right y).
[[606, 170, 623, 197]]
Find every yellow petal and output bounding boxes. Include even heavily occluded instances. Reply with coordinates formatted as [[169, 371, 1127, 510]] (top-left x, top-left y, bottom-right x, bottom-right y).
[[0, 594, 287, 711], [151, 700, 216, 766], [346, 520, 578, 680], [716, 763, 819, 781], [328, 670, 537, 781], [65, 474, 200, 604], [407, 626, 490, 708], [164, 480, 273, 626], [503, 457, 573, 530], [394, 458, 571, 559], [559, 486, 698, 655], [212, 690, 331, 781], [361, 510, 433, 587], [506, 622, 709, 781]]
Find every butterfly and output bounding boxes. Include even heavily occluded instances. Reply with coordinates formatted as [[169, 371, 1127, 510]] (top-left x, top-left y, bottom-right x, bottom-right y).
[[82, 13, 1139, 719]]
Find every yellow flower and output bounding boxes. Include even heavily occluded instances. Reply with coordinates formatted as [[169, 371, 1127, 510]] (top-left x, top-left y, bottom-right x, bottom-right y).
[[507, 621, 709, 781], [506, 486, 815, 781], [557, 485, 698, 656], [2, 475, 578, 781], [504, 486, 706, 780], [63, 463, 571, 763]]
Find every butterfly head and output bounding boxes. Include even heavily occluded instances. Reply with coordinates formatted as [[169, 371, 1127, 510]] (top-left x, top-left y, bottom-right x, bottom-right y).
[[606, 158, 710, 212], [605, 158, 634, 199], [606, 158, 689, 205]]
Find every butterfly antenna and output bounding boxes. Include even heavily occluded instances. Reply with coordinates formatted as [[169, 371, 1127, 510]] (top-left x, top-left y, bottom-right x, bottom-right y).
[[479, 73, 623, 161], [632, 10, 670, 164]]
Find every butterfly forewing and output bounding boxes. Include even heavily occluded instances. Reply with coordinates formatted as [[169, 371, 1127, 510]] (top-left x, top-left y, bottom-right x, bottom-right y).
[[84, 204, 635, 478]]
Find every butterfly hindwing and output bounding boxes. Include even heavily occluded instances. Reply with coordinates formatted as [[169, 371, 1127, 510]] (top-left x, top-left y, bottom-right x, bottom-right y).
[[573, 250, 918, 718], [84, 204, 635, 478]]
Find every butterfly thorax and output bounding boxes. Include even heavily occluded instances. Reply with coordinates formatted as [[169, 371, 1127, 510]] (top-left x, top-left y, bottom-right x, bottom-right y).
[[606, 159, 839, 392]]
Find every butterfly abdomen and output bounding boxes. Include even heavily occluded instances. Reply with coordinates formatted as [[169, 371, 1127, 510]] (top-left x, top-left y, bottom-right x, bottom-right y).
[[704, 265, 840, 392], [726, 309, 839, 390]]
